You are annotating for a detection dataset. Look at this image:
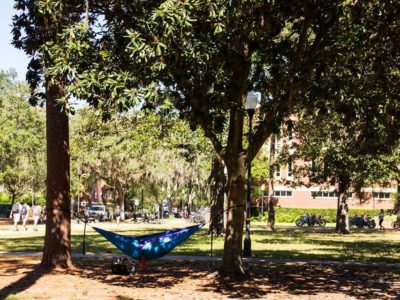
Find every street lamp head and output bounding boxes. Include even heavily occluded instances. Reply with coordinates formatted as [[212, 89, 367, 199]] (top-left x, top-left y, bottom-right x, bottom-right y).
[[245, 92, 258, 113]]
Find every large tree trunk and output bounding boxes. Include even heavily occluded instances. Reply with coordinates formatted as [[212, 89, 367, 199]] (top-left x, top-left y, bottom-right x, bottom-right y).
[[208, 155, 226, 235], [267, 135, 275, 231], [337, 177, 350, 234], [221, 154, 246, 277], [41, 79, 72, 269]]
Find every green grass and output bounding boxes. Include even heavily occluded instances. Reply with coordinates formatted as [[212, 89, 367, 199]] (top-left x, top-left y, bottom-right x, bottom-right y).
[[0, 220, 399, 263]]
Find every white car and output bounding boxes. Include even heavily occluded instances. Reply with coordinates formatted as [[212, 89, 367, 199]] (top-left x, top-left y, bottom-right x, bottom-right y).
[[87, 204, 107, 221]]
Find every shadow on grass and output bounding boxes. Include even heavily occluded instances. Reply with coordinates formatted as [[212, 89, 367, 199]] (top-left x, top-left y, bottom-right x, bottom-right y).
[[0, 259, 49, 298], [72, 258, 399, 299]]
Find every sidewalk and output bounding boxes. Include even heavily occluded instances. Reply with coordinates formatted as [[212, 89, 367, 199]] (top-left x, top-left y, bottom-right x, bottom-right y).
[[1, 251, 399, 268]]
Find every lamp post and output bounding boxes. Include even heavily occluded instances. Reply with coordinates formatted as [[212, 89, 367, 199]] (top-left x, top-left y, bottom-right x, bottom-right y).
[[77, 169, 82, 215], [261, 183, 266, 222], [243, 92, 258, 257]]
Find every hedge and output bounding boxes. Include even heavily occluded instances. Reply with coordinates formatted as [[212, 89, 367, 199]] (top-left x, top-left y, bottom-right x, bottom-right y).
[[0, 193, 46, 206], [254, 207, 393, 223]]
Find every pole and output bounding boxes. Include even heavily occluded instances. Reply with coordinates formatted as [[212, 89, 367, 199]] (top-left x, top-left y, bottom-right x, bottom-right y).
[[210, 229, 213, 270], [372, 190, 375, 218], [83, 219, 87, 255], [77, 187, 80, 215], [261, 189, 264, 222], [141, 189, 144, 211], [243, 111, 253, 257], [77, 173, 81, 215]]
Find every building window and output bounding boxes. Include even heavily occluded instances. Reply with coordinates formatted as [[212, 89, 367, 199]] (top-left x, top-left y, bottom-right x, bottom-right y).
[[373, 192, 391, 200], [287, 161, 293, 178], [312, 191, 353, 198], [274, 190, 292, 197], [275, 164, 280, 178]]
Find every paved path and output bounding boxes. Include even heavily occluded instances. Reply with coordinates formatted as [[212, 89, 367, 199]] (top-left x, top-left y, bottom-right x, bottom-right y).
[[1, 251, 399, 268]]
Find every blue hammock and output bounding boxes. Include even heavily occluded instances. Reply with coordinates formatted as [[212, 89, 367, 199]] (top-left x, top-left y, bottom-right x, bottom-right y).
[[93, 224, 204, 261]]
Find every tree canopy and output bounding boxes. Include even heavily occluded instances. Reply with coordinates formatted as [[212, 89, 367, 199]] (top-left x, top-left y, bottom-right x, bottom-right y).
[[70, 107, 212, 213], [0, 70, 46, 205], [12, 0, 400, 276]]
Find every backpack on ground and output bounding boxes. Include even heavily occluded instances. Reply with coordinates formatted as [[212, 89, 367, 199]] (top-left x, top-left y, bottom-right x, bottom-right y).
[[11, 203, 19, 214], [21, 205, 27, 215]]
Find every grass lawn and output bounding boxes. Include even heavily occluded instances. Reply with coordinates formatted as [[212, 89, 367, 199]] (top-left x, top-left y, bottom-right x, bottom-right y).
[[0, 219, 399, 263]]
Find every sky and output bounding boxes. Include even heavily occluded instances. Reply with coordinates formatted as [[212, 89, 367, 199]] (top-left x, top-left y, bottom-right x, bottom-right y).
[[0, 0, 30, 81]]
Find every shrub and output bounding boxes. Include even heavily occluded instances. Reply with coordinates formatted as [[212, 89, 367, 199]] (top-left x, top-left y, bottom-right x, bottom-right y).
[[0, 193, 10, 204], [254, 207, 392, 223]]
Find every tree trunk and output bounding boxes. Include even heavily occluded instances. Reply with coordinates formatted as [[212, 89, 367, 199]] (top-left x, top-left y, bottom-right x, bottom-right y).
[[115, 179, 125, 220], [337, 177, 350, 234], [335, 189, 340, 232], [267, 135, 275, 231], [41, 79, 73, 269], [9, 192, 16, 218], [208, 155, 226, 235], [395, 181, 400, 213], [221, 154, 246, 278]]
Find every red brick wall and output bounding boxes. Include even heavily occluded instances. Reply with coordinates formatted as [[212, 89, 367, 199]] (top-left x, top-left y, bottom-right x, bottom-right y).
[[274, 190, 394, 209]]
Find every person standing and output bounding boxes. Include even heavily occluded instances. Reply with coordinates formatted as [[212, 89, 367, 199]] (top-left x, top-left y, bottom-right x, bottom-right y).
[[32, 204, 42, 231], [11, 202, 21, 231], [379, 209, 385, 229], [20, 203, 30, 231]]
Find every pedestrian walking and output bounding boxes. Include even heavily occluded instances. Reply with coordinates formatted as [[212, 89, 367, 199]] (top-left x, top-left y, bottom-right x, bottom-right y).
[[379, 209, 385, 229], [20, 203, 30, 231], [32, 204, 42, 231], [11, 202, 21, 231]]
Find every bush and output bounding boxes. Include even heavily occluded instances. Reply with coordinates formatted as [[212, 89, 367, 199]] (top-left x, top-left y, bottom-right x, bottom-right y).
[[0, 193, 10, 204]]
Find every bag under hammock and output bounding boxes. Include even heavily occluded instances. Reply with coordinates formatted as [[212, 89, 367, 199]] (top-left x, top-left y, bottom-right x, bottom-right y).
[[93, 223, 204, 261]]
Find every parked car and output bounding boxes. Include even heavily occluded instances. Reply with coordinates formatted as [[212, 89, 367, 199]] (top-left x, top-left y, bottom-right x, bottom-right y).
[[87, 204, 107, 221]]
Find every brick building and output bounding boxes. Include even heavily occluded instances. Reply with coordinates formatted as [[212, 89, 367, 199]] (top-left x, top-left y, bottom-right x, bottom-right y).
[[267, 121, 395, 210]]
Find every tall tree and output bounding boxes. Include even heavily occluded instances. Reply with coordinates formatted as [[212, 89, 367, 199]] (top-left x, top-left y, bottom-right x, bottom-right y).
[[13, 0, 88, 269], [290, 1, 400, 233], [53, 1, 345, 277], [43, 0, 400, 276]]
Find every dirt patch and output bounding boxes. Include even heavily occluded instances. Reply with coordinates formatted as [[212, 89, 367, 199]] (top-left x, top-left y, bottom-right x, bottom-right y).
[[0, 256, 399, 299]]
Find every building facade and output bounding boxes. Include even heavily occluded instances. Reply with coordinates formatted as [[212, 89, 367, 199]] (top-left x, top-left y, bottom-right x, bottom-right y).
[[268, 120, 396, 210]]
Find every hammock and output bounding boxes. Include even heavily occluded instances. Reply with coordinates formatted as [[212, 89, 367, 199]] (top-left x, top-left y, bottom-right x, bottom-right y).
[[93, 224, 204, 261]]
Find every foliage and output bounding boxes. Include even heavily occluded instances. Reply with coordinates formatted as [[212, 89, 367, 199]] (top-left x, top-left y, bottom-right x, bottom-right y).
[[0, 70, 46, 204], [70, 108, 212, 210], [263, 207, 393, 224], [16, 0, 400, 274], [20, 0, 399, 273], [280, 1, 400, 190], [252, 150, 269, 187]]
